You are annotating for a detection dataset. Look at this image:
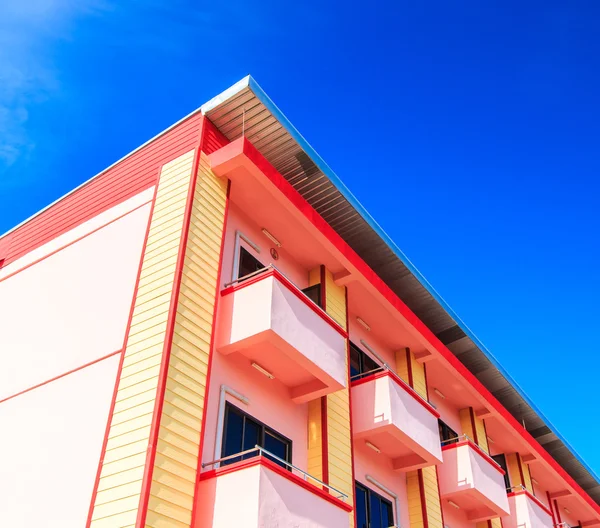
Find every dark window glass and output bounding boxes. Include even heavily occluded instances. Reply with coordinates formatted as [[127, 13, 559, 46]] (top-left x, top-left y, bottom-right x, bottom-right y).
[[355, 484, 368, 528], [264, 430, 289, 469], [355, 482, 395, 528], [350, 342, 381, 380], [221, 403, 292, 470], [492, 454, 511, 490], [238, 246, 265, 280], [301, 283, 322, 308], [438, 420, 458, 445]]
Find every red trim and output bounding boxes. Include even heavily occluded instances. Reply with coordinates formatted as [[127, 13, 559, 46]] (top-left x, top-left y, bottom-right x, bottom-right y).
[[210, 137, 600, 518], [321, 395, 329, 485], [435, 465, 446, 528], [0, 348, 122, 405], [320, 264, 327, 312], [555, 500, 563, 524], [406, 348, 414, 387], [198, 455, 353, 513], [85, 177, 161, 528], [345, 286, 358, 526], [189, 176, 232, 528], [469, 407, 479, 445], [319, 264, 329, 486], [136, 118, 206, 528], [351, 370, 440, 418], [547, 492, 558, 526], [441, 440, 506, 475], [221, 268, 348, 338], [517, 454, 527, 489], [418, 468, 430, 528], [0, 198, 152, 285], [508, 489, 553, 517]]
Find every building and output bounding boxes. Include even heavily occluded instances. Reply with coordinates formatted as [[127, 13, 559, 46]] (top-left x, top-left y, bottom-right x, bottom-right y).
[[0, 76, 598, 528]]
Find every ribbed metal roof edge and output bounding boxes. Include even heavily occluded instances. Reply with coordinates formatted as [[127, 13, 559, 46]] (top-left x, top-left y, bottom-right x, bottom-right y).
[[208, 76, 600, 486]]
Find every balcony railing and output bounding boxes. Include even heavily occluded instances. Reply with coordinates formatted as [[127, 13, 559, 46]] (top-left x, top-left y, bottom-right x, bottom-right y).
[[504, 484, 554, 528], [202, 445, 348, 501], [196, 446, 352, 528], [438, 435, 510, 521], [351, 358, 443, 471], [217, 265, 348, 403]]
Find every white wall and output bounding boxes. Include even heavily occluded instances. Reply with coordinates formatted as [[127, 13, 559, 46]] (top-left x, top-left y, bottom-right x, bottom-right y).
[[0, 354, 120, 527], [0, 193, 151, 400]]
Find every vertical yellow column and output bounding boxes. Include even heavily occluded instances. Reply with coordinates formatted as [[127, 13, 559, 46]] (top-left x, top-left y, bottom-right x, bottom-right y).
[[477, 519, 504, 528], [506, 453, 533, 492], [402, 350, 443, 528], [307, 267, 325, 482], [395, 348, 427, 399], [88, 148, 229, 528], [459, 407, 490, 454], [323, 268, 354, 525]]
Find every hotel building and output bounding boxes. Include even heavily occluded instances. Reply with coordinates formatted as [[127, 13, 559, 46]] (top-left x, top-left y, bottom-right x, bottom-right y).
[[1, 76, 598, 528]]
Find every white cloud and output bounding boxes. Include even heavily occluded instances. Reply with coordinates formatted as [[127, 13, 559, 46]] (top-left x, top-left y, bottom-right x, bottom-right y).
[[0, 0, 107, 169]]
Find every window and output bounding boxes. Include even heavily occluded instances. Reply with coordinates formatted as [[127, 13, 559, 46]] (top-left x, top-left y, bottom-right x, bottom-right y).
[[238, 246, 265, 280], [350, 341, 380, 380], [355, 482, 394, 528], [438, 420, 458, 445], [491, 454, 511, 490], [301, 283, 322, 308], [221, 403, 292, 470]]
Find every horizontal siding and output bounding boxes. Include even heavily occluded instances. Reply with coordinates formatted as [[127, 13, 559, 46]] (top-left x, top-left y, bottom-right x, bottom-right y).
[[411, 352, 428, 400], [475, 414, 489, 454], [422, 466, 443, 528], [407, 471, 425, 528], [395, 348, 410, 384], [307, 398, 323, 481], [323, 272, 353, 525], [90, 150, 195, 527], [146, 152, 228, 527], [0, 113, 202, 266]]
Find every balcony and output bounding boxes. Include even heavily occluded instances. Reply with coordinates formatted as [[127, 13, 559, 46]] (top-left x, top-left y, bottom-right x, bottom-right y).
[[350, 370, 443, 471], [217, 268, 348, 403], [504, 488, 554, 528], [195, 448, 352, 528], [438, 438, 510, 521]]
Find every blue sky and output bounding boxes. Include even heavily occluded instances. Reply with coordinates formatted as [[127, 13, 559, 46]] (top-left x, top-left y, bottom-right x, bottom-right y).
[[1, 1, 599, 475]]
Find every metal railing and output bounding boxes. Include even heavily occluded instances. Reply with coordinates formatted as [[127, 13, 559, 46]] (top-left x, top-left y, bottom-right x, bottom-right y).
[[202, 445, 349, 501], [350, 351, 435, 412], [440, 433, 473, 446]]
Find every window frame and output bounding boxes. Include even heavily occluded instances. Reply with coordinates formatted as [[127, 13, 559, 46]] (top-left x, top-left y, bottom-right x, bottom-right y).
[[221, 402, 293, 469], [355, 481, 395, 528], [491, 454, 511, 490], [350, 341, 381, 380], [438, 419, 459, 445]]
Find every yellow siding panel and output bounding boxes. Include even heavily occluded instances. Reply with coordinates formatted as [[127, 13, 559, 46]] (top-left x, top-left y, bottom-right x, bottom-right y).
[[422, 466, 443, 528], [460, 407, 475, 441], [407, 471, 425, 528], [395, 348, 410, 384], [90, 150, 195, 527], [506, 453, 522, 489], [411, 356, 427, 400], [474, 414, 489, 454], [522, 456, 533, 493], [146, 152, 228, 525], [307, 398, 323, 480], [325, 268, 347, 329]]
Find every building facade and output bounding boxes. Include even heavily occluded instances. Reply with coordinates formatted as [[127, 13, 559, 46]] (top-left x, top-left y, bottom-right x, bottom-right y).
[[0, 77, 599, 528]]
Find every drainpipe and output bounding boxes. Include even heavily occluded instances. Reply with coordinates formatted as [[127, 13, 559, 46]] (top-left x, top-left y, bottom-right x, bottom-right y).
[[213, 385, 250, 467], [365, 474, 402, 528]]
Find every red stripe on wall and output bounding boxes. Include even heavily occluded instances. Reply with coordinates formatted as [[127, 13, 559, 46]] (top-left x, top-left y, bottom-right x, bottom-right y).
[[85, 177, 161, 528], [1, 113, 202, 269], [136, 118, 206, 528]]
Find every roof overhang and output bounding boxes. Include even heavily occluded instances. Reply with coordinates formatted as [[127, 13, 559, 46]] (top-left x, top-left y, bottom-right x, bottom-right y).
[[201, 75, 600, 509]]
